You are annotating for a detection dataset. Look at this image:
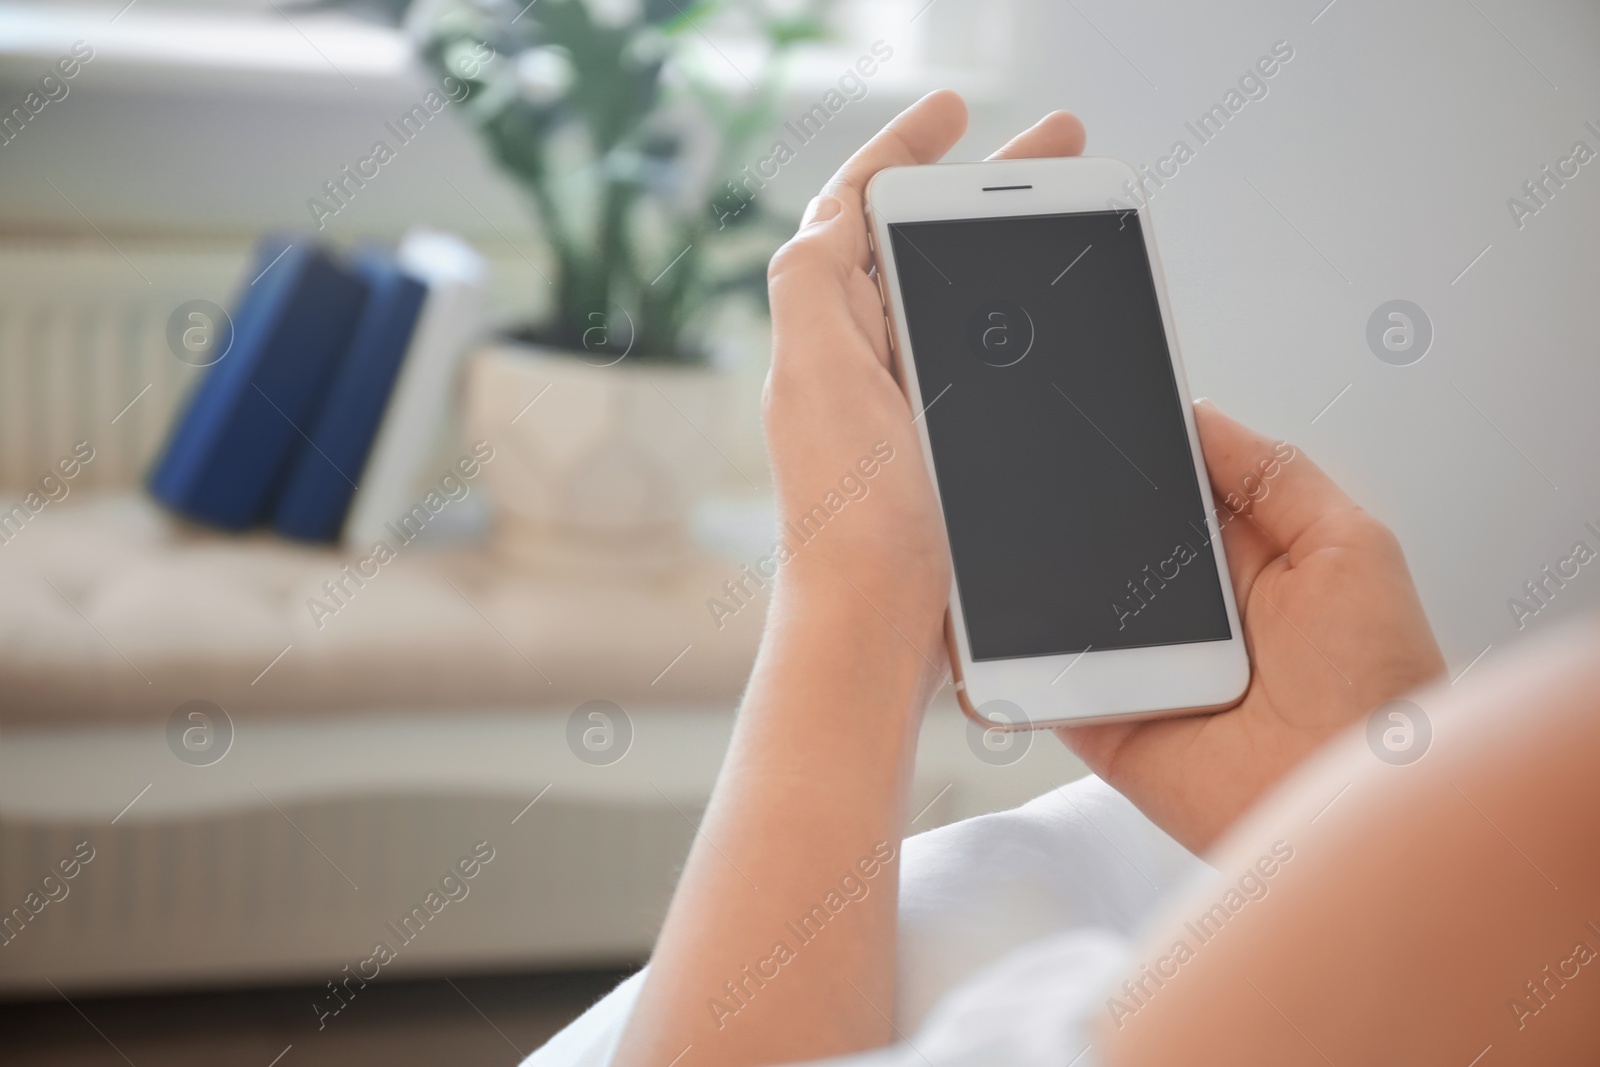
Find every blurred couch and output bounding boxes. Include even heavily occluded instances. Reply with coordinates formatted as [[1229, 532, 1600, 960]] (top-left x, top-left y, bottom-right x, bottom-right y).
[[0, 1, 1086, 994], [0, 241, 1086, 997]]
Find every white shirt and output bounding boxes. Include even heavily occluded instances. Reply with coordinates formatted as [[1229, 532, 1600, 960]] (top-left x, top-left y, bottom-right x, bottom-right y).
[[521, 775, 1211, 1067]]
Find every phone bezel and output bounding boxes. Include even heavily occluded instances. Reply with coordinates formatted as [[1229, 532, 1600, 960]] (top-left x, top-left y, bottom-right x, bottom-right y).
[[865, 156, 1250, 730]]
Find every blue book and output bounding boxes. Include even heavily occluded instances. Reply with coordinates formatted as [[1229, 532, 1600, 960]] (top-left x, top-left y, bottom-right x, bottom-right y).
[[271, 255, 428, 542], [148, 239, 370, 530]]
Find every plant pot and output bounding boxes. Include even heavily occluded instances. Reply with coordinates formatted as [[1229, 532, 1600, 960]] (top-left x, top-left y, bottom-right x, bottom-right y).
[[464, 342, 732, 573]]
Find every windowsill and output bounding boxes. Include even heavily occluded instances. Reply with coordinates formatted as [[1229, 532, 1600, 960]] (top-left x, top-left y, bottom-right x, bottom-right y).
[[0, 2, 1004, 103]]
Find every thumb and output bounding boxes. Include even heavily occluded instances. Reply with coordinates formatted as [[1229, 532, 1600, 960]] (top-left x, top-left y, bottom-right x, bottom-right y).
[[769, 89, 966, 296]]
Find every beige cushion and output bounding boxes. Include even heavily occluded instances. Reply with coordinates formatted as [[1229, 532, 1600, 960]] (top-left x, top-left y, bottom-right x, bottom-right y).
[[0, 492, 763, 722]]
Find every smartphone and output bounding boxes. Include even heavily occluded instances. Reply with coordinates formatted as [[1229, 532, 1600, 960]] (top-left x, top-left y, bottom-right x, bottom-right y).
[[864, 156, 1249, 730]]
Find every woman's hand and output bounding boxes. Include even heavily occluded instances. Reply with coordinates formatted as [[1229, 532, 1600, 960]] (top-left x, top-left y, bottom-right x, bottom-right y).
[[611, 92, 1090, 1067], [762, 89, 1085, 674], [1057, 402, 1447, 853]]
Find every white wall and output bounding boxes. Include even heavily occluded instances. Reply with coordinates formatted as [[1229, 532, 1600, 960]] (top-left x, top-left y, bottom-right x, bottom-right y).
[[702, 0, 1600, 674], [977, 0, 1600, 675], [1, 0, 1597, 673]]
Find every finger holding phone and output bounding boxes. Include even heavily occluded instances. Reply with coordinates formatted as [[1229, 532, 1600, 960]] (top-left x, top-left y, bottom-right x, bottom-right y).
[[614, 90, 1094, 1067], [1056, 402, 1445, 851], [613, 89, 1444, 1067], [862, 126, 1445, 853]]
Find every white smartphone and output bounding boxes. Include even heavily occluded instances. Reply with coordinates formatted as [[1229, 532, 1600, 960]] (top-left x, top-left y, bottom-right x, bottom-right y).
[[865, 156, 1250, 730]]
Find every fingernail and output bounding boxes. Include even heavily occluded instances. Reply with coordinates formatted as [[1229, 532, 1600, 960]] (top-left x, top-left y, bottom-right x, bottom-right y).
[[801, 195, 842, 227]]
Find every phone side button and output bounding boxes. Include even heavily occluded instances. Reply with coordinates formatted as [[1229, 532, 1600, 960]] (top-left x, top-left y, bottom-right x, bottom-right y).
[[876, 273, 888, 307], [867, 229, 875, 253], [882, 312, 894, 351]]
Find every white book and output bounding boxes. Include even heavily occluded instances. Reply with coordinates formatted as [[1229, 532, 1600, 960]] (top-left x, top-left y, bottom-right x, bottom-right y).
[[343, 229, 488, 547]]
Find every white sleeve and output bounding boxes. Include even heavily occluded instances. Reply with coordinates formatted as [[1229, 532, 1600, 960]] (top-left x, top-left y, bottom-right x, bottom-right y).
[[518, 968, 649, 1067], [807, 929, 1131, 1067], [518, 775, 1207, 1067], [893, 773, 1209, 1030]]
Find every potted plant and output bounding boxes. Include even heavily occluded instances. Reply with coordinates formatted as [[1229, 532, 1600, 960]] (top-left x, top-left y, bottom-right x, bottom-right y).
[[405, 0, 831, 570]]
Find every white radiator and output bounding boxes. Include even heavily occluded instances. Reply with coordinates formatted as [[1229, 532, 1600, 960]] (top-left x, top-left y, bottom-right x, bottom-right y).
[[0, 238, 245, 490], [0, 236, 566, 494], [0, 791, 686, 996]]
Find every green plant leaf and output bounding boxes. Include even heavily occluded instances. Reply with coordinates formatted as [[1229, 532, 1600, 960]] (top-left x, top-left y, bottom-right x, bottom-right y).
[[403, 0, 837, 361]]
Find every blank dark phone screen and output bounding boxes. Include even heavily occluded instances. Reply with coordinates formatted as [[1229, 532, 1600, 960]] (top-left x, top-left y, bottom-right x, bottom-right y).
[[889, 209, 1231, 660]]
